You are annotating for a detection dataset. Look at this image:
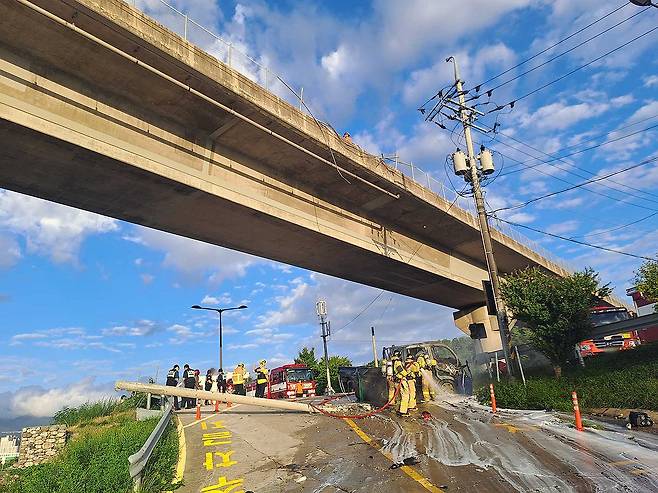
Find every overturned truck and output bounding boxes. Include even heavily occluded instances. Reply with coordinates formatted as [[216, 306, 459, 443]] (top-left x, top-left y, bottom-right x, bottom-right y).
[[338, 341, 472, 407]]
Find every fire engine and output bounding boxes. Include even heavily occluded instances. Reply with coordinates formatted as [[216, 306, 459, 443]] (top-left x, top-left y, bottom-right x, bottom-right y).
[[579, 306, 641, 357], [245, 364, 316, 399]]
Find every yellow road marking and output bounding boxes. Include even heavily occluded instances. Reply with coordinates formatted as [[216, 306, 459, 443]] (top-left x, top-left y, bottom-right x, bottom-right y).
[[201, 421, 208, 430], [166, 415, 186, 493], [610, 459, 637, 466], [344, 418, 445, 493], [183, 404, 242, 429], [493, 422, 537, 433]]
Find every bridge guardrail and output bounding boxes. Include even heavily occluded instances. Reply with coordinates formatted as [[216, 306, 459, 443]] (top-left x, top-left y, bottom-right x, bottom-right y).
[[128, 397, 173, 492], [126, 0, 636, 310], [127, 0, 578, 274]]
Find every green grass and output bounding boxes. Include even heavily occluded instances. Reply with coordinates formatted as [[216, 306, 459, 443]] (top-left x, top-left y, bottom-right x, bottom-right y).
[[477, 344, 658, 412], [1, 398, 180, 493], [53, 395, 143, 427]]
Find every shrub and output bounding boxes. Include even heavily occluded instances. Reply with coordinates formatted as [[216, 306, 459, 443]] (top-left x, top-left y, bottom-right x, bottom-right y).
[[478, 344, 658, 411]]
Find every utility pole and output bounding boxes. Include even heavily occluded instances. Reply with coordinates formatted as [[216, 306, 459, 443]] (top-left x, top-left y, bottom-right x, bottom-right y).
[[371, 326, 379, 368], [316, 299, 335, 394], [446, 55, 513, 376]]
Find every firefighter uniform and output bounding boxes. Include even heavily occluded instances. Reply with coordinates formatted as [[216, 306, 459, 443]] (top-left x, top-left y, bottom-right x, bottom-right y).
[[165, 365, 180, 410], [417, 352, 436, 402], [406, 356, 419, 411], [233, 363, 245, 395], [182, 365, 196, 409], [393, 354, 410, 415], [384, 358, 395, 403], [254, 360, 269, 398]]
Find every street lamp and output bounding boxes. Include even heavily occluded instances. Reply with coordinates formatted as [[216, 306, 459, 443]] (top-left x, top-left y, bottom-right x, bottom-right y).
[[191, 304, 247, 371], [629, 0, 658, 7]]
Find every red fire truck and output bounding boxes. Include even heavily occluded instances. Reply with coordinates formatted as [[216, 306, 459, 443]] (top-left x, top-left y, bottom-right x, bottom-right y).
[[579, 306, 641, 357], [245, 364, 316, 399]]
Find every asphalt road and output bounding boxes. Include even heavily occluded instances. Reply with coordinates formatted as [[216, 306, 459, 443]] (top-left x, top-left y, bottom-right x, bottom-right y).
[[173, 397, 658, 492]]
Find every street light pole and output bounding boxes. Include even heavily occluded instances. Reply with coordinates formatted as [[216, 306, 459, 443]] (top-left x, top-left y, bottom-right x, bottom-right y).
[[191, 304, 247, 371]]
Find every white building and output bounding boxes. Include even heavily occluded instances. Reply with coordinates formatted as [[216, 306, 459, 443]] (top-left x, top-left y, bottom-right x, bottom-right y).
[[0, 434, 20, 465]]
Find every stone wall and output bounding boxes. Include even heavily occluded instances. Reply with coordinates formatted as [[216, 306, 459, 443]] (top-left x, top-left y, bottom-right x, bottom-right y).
[[16, 425, 68, 468]]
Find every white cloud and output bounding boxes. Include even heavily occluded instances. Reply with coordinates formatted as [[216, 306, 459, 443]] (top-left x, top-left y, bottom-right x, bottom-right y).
[[644, 75, 658, 88], [140, 273, 155, 285], [125, 226, 268, 284], [201, 293, 233, 306], [0, 234, 21, 268], [546, 220, 580, 235], [0, 190, 118, 265], [167, 323, 208, 345], [102, 320, 160, 337], [0, 378, 114, 418], [521, 101, 610, 132]]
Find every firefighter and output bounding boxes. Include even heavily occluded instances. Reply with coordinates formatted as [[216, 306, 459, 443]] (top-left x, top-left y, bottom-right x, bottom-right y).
[[233, 363, 246, 395], [406, 355, 419, 411], [182, 364, 196, 409], [254, 359, 269, 398], [385, 358, 395, 403], [217, 368, 227, 393], [204, 369, 213, 405], [392, 352, 410, 416], [417, 351, 436, 402], [165, 364, 180, 410]]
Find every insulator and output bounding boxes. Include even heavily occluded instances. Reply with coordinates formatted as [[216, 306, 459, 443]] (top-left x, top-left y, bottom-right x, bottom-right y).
[[479, 149, 495, 175], [452, 150, 468, 176]]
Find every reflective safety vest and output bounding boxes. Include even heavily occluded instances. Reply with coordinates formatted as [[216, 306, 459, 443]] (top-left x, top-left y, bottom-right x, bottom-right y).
[[255, 366, 268, 384], [233, 366, 244, 385], [183, 368, 195, 386], [166, 369, 178, 386], [393, 359, 407, 380], [416, 355, 427, 369], [407, 361, 420, 380]]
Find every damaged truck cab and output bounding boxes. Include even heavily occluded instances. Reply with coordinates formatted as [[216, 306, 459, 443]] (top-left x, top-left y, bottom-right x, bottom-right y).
[[338, 341, 472, 407]]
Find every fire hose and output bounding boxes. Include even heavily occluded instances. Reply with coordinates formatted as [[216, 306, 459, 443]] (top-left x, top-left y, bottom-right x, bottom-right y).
[[308, 380, 403, 419], [309, 362, 417, 419]]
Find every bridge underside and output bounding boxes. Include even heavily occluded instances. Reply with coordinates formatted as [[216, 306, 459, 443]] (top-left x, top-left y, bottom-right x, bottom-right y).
[[0, 117, 484, 308], [0, 0, 581, 327]]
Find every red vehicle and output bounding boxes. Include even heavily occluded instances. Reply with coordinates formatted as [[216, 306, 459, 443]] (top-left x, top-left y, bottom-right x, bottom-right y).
[[579, 306, 641, 357], [246, 364, 316, 399]]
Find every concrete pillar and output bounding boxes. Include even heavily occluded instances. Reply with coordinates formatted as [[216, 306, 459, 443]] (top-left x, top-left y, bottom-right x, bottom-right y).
[[453, 305, 502, 354]]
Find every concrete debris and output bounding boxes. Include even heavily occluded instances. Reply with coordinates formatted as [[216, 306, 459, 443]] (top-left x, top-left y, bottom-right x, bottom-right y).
[[389, 456, 421, 469], [320, 402, 373, 415]]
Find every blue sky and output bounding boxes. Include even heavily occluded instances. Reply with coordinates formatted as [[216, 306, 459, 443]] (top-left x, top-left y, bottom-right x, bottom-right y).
[[1, 0, 658, 419]]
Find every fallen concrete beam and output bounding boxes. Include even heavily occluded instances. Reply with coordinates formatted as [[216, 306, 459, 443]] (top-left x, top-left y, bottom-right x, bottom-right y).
[[115, 381, 319, 413]]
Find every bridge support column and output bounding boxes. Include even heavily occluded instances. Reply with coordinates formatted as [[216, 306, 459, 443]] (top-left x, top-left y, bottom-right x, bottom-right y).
[[453, 305, 502, 354]]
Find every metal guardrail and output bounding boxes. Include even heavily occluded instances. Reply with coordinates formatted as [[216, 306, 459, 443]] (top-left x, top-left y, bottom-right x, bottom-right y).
[[128, 397, 173, 491]]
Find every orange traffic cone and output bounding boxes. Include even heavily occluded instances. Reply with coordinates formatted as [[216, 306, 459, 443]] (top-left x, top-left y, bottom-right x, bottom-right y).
[[214, 401, 219, 412], [195, 402, 201, 420]]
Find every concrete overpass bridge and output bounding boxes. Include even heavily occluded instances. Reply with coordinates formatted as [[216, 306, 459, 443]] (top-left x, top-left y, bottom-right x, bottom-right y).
[[0, 0, 601, 350]]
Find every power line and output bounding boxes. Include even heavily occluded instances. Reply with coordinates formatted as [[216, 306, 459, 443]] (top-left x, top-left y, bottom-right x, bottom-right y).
[[492, 156, 658, 213], [504, 111, 658, 174], [569, 211, 658, 239], [470, 2, 630, 91], [500, 122, 658, 179], [479, 125, 658, 204], [474, 129, 658, 211], [491, 216, 656, 261], [490, 25, 658, 109], [483, 7, 648, 95]]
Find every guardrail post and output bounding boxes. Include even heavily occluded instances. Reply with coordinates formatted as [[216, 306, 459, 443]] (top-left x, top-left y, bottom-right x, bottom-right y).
[[146, 393, 151, 410]]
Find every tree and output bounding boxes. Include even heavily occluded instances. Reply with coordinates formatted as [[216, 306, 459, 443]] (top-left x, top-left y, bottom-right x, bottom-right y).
[[294, 347, 318, 367], [500, 267, 610, 378], [315, 355, 352, 395], [635, 256, 658, 312], [294, 347, 351, 395]]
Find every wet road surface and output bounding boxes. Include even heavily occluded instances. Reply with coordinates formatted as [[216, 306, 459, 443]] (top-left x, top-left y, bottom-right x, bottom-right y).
[[174, 397, 658, 492]]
